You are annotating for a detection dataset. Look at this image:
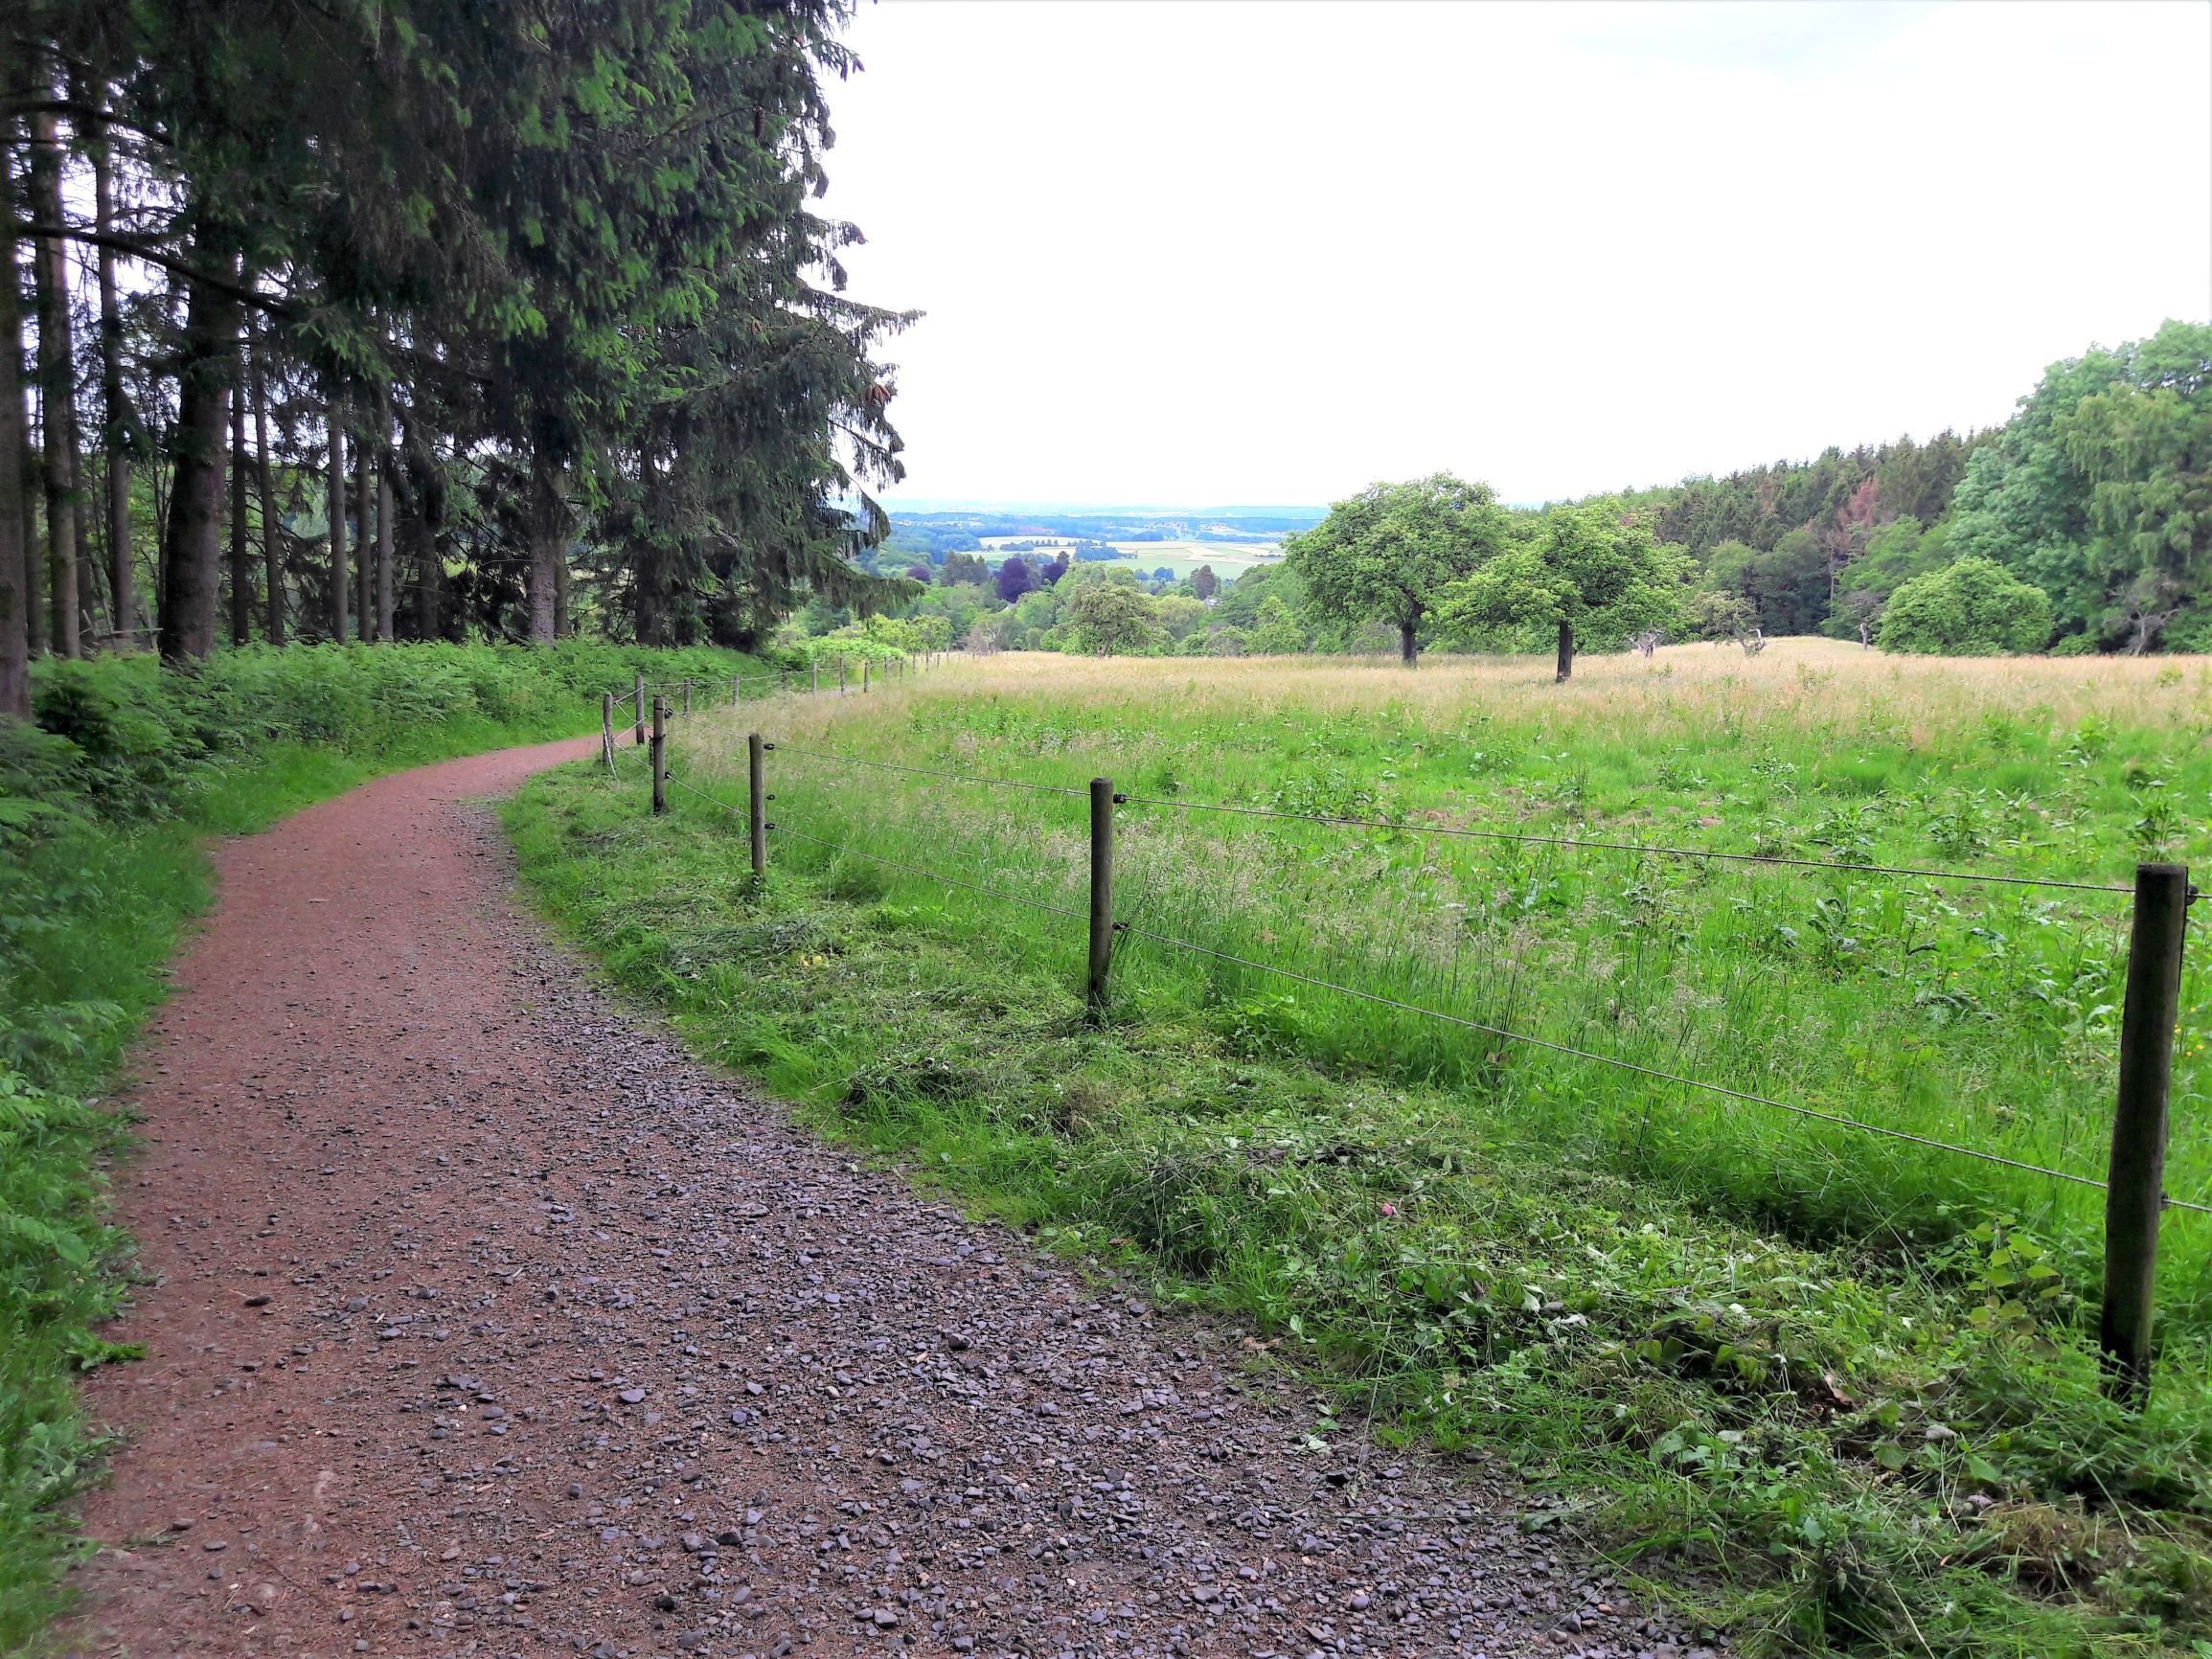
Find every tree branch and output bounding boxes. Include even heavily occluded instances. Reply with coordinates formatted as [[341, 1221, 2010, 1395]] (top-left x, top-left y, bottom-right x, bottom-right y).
[[12, 218, 291, 317], [0, 98, 172, 148]]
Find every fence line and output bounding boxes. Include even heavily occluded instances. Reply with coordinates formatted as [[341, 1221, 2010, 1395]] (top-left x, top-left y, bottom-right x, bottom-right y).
[[633, 699, 2210, 1386], [1113, 920, 2205, 1211], [725, 737, 2137, 898], [640, 721, 2202, 1215], [1120, 794, 2135, 898], [660, 769, 1092, 924], [771, 743, 1091, 799]]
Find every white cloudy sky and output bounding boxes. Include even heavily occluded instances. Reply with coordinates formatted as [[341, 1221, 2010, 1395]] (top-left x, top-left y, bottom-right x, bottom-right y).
[[819, 0, 2212, 509]]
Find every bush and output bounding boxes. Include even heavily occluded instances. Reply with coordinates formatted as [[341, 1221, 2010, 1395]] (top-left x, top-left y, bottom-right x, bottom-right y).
[[1878, 557, 2053, 655], [1245, 596, 1308, 655], [1063, 583, 1161, 656]]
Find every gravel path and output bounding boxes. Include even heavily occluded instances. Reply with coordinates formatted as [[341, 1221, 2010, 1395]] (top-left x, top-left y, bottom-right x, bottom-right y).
[[69, 739, 1714, 1659]]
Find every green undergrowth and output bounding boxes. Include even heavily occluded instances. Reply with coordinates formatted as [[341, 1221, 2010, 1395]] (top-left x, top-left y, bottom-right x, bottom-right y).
[[509, 747, 2212, 1657], [0, 640, 756, 1652]]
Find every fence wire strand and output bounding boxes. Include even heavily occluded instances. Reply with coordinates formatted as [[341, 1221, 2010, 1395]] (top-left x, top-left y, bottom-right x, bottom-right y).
[[660, 771, 1092, 925], [771, 744, 1090, 799], [701, 736, 2133, 898], [1110, 920, 2201, 1211], [1118, 794, 2134, 898]]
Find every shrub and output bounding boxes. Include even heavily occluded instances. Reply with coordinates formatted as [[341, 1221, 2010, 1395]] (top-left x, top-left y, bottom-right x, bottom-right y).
[[1063, 584, 1161, 656], [1245, 596, 1308, 655], [1878, 557, 2053, 655]]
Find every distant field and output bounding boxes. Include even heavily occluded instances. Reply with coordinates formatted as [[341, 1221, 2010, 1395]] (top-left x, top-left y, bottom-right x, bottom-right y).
[[973, 534, 1285, 580], [1104, 541, 1284, 578]]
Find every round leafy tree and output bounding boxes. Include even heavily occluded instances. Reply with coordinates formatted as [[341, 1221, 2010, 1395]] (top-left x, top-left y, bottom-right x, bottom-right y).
[[1064, 582, 1161, 656], [1286, 474, 1507, 666], [1436, 504, 1684, 680], [1877, 557, 2053, 655]]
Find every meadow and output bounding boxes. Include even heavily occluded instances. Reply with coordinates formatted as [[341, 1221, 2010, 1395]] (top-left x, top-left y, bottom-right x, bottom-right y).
[[512, 639, 2212, 1654]]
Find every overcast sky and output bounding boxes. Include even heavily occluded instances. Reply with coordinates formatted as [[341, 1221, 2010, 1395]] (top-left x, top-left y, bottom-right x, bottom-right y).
[[820, 1, 2212, 510]]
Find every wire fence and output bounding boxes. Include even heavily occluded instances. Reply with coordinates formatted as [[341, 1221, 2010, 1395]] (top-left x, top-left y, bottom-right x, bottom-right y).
[[1116, 793, 2136, 898], [627, 716, 2202, 1212], [595, 671, 2202, 1386], [669, 728, 2136, 902], [603, 651, 938, 777]]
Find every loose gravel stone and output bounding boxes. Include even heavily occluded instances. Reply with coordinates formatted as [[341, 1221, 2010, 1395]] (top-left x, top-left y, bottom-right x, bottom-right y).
[[63, 735, 1706, 1658]]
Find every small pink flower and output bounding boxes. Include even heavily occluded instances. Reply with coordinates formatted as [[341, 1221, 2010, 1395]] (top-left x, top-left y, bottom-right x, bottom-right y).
[[1380, 1203, 1397, 1217]]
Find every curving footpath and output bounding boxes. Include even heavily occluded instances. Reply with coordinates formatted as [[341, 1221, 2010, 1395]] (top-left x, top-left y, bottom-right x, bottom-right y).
[[67, 739, 1714, 1659]]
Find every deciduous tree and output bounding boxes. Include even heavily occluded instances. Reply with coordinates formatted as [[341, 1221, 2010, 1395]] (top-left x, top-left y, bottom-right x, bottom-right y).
[[1439, 504, 1684, 680], [1877, 556, 2051, 655], [1064, 581, 1160, 656], [1287, 474, 1506, 667]]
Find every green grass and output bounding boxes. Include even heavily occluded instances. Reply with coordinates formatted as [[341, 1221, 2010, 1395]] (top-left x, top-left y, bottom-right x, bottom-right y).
[[505, 643, 2212, 1655], [0, 639, 763, 1653]]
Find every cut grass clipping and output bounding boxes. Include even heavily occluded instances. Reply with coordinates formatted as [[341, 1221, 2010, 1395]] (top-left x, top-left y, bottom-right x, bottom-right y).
[[0, 640, 761, 1652], [510, 642, 2212, 1657]]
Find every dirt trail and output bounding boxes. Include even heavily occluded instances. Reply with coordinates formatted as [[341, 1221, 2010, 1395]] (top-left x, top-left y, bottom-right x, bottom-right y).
[[69, 739, 1707, 1659]]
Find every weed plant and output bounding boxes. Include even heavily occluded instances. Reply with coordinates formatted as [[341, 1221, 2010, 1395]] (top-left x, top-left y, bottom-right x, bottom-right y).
[[510, 640, 2212, 1654]]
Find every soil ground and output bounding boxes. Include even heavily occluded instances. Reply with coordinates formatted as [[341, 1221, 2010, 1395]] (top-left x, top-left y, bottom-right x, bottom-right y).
[[63, 740, 1710, 1659]]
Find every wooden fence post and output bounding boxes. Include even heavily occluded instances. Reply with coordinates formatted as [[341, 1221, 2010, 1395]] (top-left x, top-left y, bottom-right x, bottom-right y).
[[733, 672, 741, 707], [863, 658, 870, 693], [747, 732, 767, 880], [682, 678, 691, 717], [634, 672, 646, 745], [602, 692, 614, 769], [811, 663, 819, 695], [2102, 861, 2191, 1403], [1087, 777, 1117, 1017], [839, 658, 847, 695], [650, 697, 668, 816]]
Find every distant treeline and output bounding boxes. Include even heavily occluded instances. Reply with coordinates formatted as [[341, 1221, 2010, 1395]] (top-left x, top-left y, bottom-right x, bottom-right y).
[[1602, 320, 2210, 654], [855, 323, 2208, 664]]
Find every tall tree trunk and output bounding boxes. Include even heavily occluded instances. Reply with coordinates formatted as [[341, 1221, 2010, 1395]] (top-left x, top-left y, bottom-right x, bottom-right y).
[[410, 512, 443, 641], [17, 416, 36, 658], [327, 417, 347, 641], [94, 103, 134, 648], [1555, 618, 1574, 682], [353, 433, 372, 637], [0, 147, 31, 718], [376, 452, 395, 643], [28, 109, 80, 658], [78, 530, 101, 646], [1399, 616, 1418, 667], [229, 371, 252, 645], [249, 316, 284, 645], [526, 448, 564, 645], [159, 248, 242, 665], [396, 408, 441, 642]]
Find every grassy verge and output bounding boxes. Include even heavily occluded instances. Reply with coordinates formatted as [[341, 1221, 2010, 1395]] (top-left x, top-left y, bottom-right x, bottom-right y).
[[0, 640, 761, 1652], [507, 646, 2212, 1656]]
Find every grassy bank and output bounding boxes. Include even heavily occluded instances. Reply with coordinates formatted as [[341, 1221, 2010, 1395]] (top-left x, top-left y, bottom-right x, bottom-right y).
[[508, 642, 2212, 1655], [0, 640, 755, 1650]]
